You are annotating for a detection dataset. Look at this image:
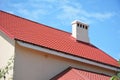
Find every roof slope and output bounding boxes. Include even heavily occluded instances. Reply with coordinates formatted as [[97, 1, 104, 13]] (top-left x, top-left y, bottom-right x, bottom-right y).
[[51, 67, 110, 80], [0, 10, 118, 67]]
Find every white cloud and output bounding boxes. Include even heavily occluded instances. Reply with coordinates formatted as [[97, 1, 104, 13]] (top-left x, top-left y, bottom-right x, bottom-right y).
[[7, 0, 115, 24], [87, 12, 114, 21], [9, 2, 50, 20], [56, 2, 115, 24]]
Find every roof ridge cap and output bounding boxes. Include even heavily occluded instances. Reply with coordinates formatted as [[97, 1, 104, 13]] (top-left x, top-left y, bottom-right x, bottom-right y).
[[72, 68, 87, 80]]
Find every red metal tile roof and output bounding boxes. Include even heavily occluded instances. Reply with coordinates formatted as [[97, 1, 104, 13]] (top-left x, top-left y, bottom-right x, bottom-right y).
[[0, 10, 118, 67], [51, 67, 110, 80]]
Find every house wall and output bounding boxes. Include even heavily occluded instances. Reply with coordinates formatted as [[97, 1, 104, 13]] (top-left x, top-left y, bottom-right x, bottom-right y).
[[14, 43, 116, 80], [0, 31, 15, 80]]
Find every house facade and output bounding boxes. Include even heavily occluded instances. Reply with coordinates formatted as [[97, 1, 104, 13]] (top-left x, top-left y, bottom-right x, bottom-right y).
[[0, 10, 119, 80]]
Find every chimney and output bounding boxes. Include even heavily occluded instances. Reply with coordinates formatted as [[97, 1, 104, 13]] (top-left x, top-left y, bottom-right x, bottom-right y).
[[71, 20, 90, 43]]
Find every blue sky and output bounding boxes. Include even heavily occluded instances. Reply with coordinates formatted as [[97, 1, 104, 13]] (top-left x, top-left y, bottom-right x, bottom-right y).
[[0, 0, 120, 60]]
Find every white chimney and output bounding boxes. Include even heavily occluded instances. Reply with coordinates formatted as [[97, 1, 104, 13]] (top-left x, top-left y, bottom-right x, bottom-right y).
[[71, 20, 90, 43]]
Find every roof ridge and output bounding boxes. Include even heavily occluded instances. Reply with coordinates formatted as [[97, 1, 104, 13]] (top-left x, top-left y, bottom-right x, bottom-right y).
[[0, 10, 70, 34], [70, 66, 110, 77], [71, 67, 111, 77], [72, 68, 87, 80]]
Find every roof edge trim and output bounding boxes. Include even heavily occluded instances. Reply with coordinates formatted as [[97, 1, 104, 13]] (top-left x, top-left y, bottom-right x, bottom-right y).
[[17, 40, 120, 71]]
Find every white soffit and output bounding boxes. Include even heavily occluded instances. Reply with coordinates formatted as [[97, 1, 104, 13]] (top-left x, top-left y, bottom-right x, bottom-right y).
[[17, 40, 120, 71]]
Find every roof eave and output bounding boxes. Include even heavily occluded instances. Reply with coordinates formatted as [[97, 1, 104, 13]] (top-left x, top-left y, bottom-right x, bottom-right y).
[[16, 40, 120, 71]]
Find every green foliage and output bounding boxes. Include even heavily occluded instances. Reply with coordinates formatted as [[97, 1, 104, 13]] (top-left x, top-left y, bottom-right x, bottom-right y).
[[110, 76, 119, 80], [110, 60, 120, 80], [118, 59, 120, 66], [0, 56, 14, 80], [117, 72, 120, 78]]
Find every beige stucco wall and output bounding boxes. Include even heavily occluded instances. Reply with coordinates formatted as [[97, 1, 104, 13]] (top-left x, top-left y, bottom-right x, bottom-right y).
[[0, 31, 15, 80], [13, 42, 116, 80]]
